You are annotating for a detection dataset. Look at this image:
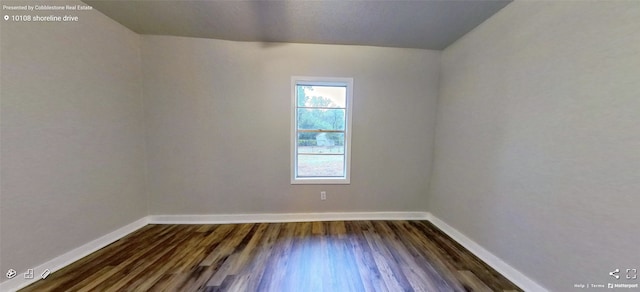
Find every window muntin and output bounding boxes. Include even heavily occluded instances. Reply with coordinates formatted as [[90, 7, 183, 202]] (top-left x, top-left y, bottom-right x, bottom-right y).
[[291, 77, 353, 184]]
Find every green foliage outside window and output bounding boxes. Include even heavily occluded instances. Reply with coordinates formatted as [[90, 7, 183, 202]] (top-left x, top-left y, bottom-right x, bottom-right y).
[[297, 86, 346, 146]]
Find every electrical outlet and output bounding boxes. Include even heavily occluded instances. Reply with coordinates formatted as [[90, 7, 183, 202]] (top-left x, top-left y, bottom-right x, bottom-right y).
[[320, 191, 326, 200]]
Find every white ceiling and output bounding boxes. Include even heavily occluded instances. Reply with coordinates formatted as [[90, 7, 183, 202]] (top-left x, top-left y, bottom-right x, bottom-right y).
[[83, 0, 511, 50]]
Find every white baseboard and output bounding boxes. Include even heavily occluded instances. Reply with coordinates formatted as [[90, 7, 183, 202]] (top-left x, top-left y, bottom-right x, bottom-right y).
[[1, 212, 545, 292], [0, 217, 149, 292], [148, 211, 430, 224], [427, 213, 548, 292]]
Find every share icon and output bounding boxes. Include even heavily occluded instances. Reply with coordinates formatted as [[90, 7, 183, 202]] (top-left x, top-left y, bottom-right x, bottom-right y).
[[610, 268, 620, 279]]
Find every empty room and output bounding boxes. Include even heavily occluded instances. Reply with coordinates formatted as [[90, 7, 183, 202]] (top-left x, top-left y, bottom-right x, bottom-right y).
[[1, 0, 638, 291]]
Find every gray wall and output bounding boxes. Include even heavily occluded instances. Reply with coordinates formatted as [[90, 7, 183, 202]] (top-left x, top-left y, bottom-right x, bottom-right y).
[[429, 2, 640, 290], [141, 36, 440, 215], [0, 1, 148, 274]]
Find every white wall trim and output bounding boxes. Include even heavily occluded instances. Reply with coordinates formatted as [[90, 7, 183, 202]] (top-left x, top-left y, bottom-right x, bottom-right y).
[[0, 217, 149, 292], [148, 211, 430, 224], [427, 213, 548, 292]]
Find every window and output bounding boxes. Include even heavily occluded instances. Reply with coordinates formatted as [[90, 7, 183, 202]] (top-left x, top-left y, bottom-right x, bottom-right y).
[[291, 77, 353, 184]]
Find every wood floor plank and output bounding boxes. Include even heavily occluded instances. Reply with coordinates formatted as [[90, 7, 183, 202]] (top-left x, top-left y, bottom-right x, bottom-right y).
[[199, 223, 254, 267], [89, 226, 201, 291], [345, 221, 388, 292], [457, 270, 493, 292], [361, 228, 412, 291], [373, 221, 444, 292], [19, 221, 522, 292], [410, 221, 519, 291], [399, 221, 474, 289], [207, 253, 240, 287], [228, 223, 282, 292], [388, 221, 464, 291], [256, 222, 297, 291]]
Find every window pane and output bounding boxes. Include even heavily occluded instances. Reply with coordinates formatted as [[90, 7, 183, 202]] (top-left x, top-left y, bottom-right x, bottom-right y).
[[297, 155, 345, 177], [296, 85, 346, 108], [298, 133, 344, 154], [297, 109, 345, 130]]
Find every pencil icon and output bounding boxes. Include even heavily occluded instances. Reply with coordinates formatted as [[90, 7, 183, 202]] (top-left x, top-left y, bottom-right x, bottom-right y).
[[40, 269, 50, 279]]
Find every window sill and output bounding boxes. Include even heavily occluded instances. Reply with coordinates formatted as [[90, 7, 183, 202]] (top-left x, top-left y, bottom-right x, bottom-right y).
[[291, 178, 351, 185]]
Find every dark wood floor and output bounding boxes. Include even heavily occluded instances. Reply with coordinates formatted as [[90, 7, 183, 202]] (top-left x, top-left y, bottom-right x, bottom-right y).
[[20, 221, 521, 292]]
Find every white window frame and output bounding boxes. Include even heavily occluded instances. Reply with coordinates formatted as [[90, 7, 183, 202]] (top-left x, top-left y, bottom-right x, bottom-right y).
[[291, 76, 353, 184]]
